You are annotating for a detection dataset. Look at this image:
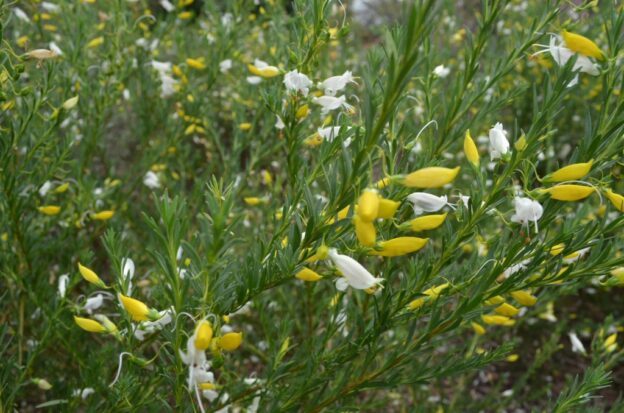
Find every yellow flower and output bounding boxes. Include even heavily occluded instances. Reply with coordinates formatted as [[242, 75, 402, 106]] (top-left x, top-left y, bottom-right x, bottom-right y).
[[354, 216, 376, 247], [562, 30, 604, 60], [506, 354, 519, 362], [91, 210, 114, 221], [376, 198, 400, 219], [407, 283, 449, 310], [78, 262, 107, 288], [357, 189, 379, 222], [484, 295, 505, 306], [295, 104, 309, 120], [248, 63, 280, 78], [481, 314, 515, 326], [550, 243, 565, 256], [218, 332, 243, 351], [38, 205, 61, 215], [463, 130, 479, 166], [369, 237, 428, 257], [605, 189, 624, 212], [74, 316, 106, 333], [400, 213, 447, 232], [118, 294, 154, 321], [542, 160, 593, 183], [296, 267, 323, 282], [400, 166, 460, 188], [86, 36, 104, 48], [244, 197, 263, 206], [604, 333, 618, 352], [539, 184, 594, 201], [303, 133, 323, 147], [375, 177, 391, 189], [494, 303, 520, 317], [609, 267, 624, 285], [186, 58, 206, 70], [304, 245, 329, 263], [471, 322, 486, 335], [510, 290, 537, 306], [194, 320, 213, 351], [239, 122, 252, 131]]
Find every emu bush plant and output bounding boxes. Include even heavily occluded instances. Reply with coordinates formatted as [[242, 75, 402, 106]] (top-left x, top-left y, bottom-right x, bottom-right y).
[[2, 0, 624, 411]]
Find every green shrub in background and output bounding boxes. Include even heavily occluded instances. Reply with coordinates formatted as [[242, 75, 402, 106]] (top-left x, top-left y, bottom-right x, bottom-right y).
[[1, 0, 624, 411]]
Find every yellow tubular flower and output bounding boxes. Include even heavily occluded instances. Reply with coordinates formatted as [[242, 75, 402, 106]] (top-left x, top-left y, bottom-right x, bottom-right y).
[[510, 290, 537, 306], [539, 185, 594, 201], [484, 295, 505, 306], [370, 237, 428, 257], [239, 122, 252, 131], [295, 104, 309, 119], [375, 177, 391, 189], [118, 294, 153, 321], [550, 243, 565, 256], [407, 283, 449, 310], [186, 58, 206, 70], [463, 130, 479, 166], [401, 166, 460, 188], [244, 197, 262, 206], [506, 354, 519, 362], [295, 267, 323, 282], [218, 332, 243, 351], [86, 36, 104, 48], [247, 64, 280, 78], [543, 160, 593, 183], [562, 30, 604, 60], [401, 213, 447, 232], [357, 189, 379, 222], [354, 216, 376, 246], [194, 320, 213, 350], [481, 314, 515, 326], [605, 189, 624, 212], [91, 210, 114, 221], [74, 316, 106, 333], [471, 322, 486, 335], [494, 303, 520, 317], [604, 333, 618, 352], [77, 262, 107, 288], [376, 198, 400, 219], [38, 205, 61, 215]]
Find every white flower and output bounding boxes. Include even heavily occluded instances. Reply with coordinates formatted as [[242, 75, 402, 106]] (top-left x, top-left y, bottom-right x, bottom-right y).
[[275, 115, 285, 130], [143, 171, 161, 189], [246, 76, 262, 85], [510, 197, 543, 232], [58, 274, 69, 298], [317, 126, 344, 141], [41, 2, 61, 12], [502, 259, 530, 279], [312, 95, 353, 114], [328, 249, 384, 291], [283, 70, 312, 96], [151, 60, 172, 73], [121, 257, 135, 281], [159, 74, 178, 98], [219, 59, 232, 73], [568, 331, 587, 355], [49, 42, 63, 56], [159, 0, 175, 12], [134, 307, 174, 341], [563, 247, 590, 264], [72, 387, 95, 399], [547, 35, 599, 76], [318, 71, 356, 96], [13, 7, 30, 22], [406, 192, 448, 216], [488, 122, 509, 160], [83, 294, 105, 313], [39, 181, 52, 197], [433, 65, 450, 78]]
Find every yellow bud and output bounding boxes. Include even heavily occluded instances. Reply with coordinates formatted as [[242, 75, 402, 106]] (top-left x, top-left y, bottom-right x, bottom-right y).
[[91, 210, 114, 221], [38, 205, 61, 215], [305, 245, 329, 263], [484, 295, 505, 306], [401, 213, 447, 232], [118, 293, 151, 321], [463, 130, 479, 166], [86, 37, 104, 48], [239, 122, 252, 131], [370, 237, 428, 257], [506, 354, 519, 362], [407, 283, 449, 310], [247, 64, 280, 78], [494, 303, 520, 317], [543, 160, 593, 183], [303, 133, 323, 147], [605, 189, 624, 212], [295, 104, 309, 120], [471, 322, 486, 335], [218, 332, 243, 351], [604, 333, 617, 352], [62, 96, 79, 110], [186, 58, 206, 70], [74, 316, 107, 333], [78, 262, 107, 288], [562, 30, 604, 60], [401, 166, 460, 188], [376, 198, 400, 219], [510, 290, 537, 306], [296, 267, 322, 282], [481, 314, 515, 326], [199, 382, 217, 390], [178, 11, 194, 19], [539, 185, 594, 201], [550, 243, 565, 256], [353, 216, 376, 246], [194, 320, 213, 350], [357, 189, 379, 222], [514, 135, 527, 151], [375, 177, 391, 189], [336, 205, 351, 220], [244, 197, 262, 206]]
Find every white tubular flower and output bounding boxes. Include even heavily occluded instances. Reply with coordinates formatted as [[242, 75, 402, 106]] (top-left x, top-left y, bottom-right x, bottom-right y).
[[41, 2, 61, 12], [488, 122, 510, 160], [219, 59, 232, 73], [83, 294, 105, 313], [568, 331, 587, 355], [150, 60, 172, 73], [121, 257, 135, 294], [159, 74, 178, 98], [510, 197, 543, 232], [49, 42, 63, 56], [317, 126, 350, 142], [58, 274, 70, 298], [72, 387, 95, 399], [312, 95, 353, 114], [283, 70, 312, 96], [134, 307, 174, 341], [39, 181, 52, 197], [433, 65, 450, 78], [547, 35, 599, 76], [318, 71, 356, 96], [246, 76, 262, 85], [143, 171, 161, 189], [406, 192, 448, 216], [328, 249, 384, 291], [159, 0, 175, 12], [13, 7, 30, 23], [275, 115, 285, 130]]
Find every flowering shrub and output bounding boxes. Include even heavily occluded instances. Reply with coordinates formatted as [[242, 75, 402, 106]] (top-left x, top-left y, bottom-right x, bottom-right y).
[[2, 0, 624, 411]]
